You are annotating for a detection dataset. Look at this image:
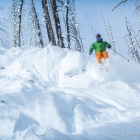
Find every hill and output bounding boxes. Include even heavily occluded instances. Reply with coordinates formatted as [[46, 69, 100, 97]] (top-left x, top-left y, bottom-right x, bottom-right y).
[[0, 45, 140, 140]]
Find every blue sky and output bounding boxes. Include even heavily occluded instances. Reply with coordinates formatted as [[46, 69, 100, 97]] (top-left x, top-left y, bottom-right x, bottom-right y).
[[75, 0, 138, 55], [0, 0, 139, 56]]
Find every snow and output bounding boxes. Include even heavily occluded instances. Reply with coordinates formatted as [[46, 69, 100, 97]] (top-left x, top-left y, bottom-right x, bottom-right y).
[[0, 45, 140, 140]]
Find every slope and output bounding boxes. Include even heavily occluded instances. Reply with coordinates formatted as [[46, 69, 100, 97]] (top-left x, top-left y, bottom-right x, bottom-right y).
[[0, 45, 140, 140]]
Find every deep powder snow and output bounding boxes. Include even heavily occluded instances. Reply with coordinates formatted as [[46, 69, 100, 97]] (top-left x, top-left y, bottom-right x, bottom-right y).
[[0, 45, 140, 140]]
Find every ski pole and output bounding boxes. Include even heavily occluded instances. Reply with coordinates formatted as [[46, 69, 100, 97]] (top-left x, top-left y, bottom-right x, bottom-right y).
[[83, 55, 90, 71], [111, 48, 129, 62]]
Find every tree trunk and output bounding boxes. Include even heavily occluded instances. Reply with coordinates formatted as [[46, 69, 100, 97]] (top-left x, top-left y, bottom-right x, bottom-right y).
[[12, 0, 23, 47], [31, 0, 44, 47], [12, 0, 17, 47], [66, 0, 70, 49], [42, 0, 56, 46], [18, 0, 23, 47], [51, 0, 65, 48]]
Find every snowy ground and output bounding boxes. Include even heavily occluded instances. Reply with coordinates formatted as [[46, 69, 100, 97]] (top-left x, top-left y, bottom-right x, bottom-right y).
[[0, 45, 140, 140]]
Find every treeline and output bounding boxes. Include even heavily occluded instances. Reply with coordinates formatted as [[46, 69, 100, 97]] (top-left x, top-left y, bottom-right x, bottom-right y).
[[0, 0, 84, 52], [1, 0, 140, 64], [103, 0, 140, 64]]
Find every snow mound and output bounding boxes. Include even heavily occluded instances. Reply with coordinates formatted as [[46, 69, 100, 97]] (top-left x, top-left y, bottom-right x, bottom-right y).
[[0, 45, 140, 140], [59, 51, 86, 76]]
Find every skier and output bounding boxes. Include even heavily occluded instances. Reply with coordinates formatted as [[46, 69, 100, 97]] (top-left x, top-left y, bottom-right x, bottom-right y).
[[89, 34, 111, 68]]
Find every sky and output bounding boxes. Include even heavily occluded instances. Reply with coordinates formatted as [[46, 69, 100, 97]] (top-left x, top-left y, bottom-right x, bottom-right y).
[[75, 0, 139, 55], [0, 0, 139, 57]]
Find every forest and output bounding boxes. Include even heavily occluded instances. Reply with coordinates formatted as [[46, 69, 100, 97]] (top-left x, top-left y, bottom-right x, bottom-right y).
[[0, 0, 140, 64]]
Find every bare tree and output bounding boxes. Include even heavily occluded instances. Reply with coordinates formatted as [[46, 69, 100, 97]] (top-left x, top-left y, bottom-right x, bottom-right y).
[[66, 0, 71, 49], [112, 0, 140, 13], [100, 11, 117, 53], [121, 11, 140, 63], [18, 0, 23, 47], [112, 0, 128, 11], [0, 8, 9, 48], [69, 0, 83, 52], [132, 0, 140, 21], [51, 0, 65, 48], [107, 21, 117, 52], [29, 0, 44, 47], [86, 14, 96, 37], [57, 0, 84, 52], [100, 12, 112, 45], [42, 0, 56, 46], [12, 0, 23, 47], [12, 0, 17, 47]]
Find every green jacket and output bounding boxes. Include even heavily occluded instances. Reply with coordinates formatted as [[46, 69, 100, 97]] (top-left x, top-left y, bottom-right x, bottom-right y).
[[89, 39, 111, 53]]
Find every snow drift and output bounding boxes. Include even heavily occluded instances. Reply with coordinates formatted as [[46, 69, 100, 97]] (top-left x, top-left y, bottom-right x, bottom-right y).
[[0, 45, 140, 140]]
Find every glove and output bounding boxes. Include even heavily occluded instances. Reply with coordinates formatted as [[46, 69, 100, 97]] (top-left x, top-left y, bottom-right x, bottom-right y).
[[89, 50, 92, 55], [107, 45, 111, 49]]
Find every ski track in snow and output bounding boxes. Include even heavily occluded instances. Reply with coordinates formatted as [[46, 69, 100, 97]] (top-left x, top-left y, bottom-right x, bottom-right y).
[[0, 45, 140, 140]]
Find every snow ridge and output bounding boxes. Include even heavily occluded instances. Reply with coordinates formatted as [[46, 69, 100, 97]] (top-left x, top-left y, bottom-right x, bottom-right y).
[[0, 45, 140, 140]]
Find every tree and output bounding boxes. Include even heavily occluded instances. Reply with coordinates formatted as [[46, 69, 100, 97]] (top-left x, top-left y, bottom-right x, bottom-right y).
[[51, 0, 65, 48], [66, 0, 71, 49], [12, 0, 23, 47], [0, 8, 8, 48], [42, 0, 56, 46], [29, 0, 44, 47], [100, 11, 116, 52], [112, 0, 128, 11], [121, 11, 140, 63], [18, 0, 23, 47], [57, 0, 84, 52]]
